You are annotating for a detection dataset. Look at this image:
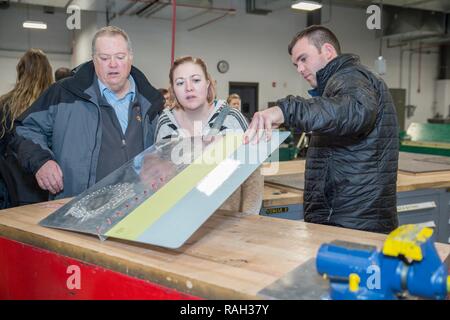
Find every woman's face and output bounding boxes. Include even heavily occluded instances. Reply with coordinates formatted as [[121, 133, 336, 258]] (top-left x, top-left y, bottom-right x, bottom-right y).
[[172, 62, 210, 111]]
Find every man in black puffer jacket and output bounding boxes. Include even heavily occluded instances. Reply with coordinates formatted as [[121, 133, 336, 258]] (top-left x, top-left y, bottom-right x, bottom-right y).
[[245, 25, 399, 233]]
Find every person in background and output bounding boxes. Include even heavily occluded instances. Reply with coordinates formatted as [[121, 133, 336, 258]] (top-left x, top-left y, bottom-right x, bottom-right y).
[[227, 93, 241, 111], [155, 56, 263, 215], [0, 49, 53, 208], [11, 26, 163, 200], [158, 88, 170, 108], [54, 67, 72, 81]]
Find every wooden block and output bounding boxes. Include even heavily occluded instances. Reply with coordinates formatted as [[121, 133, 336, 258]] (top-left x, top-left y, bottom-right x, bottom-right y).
[[263, 185, 303, 206], [262, 160, 305, 176], [265, 175, 304, 191]]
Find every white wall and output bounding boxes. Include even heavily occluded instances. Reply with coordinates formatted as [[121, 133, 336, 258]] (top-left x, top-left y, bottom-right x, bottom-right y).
[[109, 4, 305, 106], [323, 4, 440, 128], [0, 2, 440, 129], [71, 10, 99, 67]]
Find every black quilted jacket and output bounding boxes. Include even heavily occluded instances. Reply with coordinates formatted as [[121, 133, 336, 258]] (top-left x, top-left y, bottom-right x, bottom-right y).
[[278, 54, 399, 233]]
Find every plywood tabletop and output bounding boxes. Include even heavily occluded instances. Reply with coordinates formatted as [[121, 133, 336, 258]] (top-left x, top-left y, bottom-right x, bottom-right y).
[[263, 154, 450, 193], [263, 185, 303, 207], [2, 200, 448, 299]]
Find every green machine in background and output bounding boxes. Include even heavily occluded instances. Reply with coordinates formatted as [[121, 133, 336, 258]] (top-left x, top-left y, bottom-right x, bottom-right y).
[[271, 123, 450, 160], [400, 122, 450, 157], [270, 129, 308, 161], [390, 88, 450, 157]]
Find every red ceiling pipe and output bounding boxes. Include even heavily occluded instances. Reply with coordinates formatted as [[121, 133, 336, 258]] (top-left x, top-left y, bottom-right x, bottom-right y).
[[171, 0, 176, 65]]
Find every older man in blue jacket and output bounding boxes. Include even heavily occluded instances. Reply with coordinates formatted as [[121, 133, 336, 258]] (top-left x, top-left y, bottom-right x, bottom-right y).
[[13, 26, 163, 199]]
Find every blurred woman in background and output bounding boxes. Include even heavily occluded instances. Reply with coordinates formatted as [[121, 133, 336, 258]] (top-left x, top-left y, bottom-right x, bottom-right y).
[[227, 93, 241, 111]]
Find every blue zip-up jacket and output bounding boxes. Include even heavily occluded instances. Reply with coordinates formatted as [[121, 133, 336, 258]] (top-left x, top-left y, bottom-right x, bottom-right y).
[[12, 61, 163, 199]]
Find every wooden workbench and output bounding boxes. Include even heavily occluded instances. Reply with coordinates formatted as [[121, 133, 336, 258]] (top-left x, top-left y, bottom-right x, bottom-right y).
[[2, 200, 448, 299], [262, 154, 450, 244]]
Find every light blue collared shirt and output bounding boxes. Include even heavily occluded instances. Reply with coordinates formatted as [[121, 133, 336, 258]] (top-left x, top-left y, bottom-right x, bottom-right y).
[[98, 75, 136, 134]]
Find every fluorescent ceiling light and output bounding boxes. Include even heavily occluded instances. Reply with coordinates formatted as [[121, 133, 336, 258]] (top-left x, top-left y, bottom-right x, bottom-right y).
[[23, 21, 47, 29], [291, 1, 322, 11]]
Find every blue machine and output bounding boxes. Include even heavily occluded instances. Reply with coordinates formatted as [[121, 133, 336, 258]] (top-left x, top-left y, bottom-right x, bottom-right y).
[[316, 225, 450, 300]]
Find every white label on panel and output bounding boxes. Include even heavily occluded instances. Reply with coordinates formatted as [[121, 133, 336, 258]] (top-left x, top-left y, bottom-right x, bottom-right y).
[[397, 201, 436, 213]]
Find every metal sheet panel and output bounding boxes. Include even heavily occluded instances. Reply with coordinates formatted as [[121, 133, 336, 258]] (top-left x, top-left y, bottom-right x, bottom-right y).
[[40, 132, 288, 248]]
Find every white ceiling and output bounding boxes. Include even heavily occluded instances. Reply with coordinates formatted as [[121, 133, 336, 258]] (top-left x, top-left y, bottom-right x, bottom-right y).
[[8, 0, 235, 22]]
